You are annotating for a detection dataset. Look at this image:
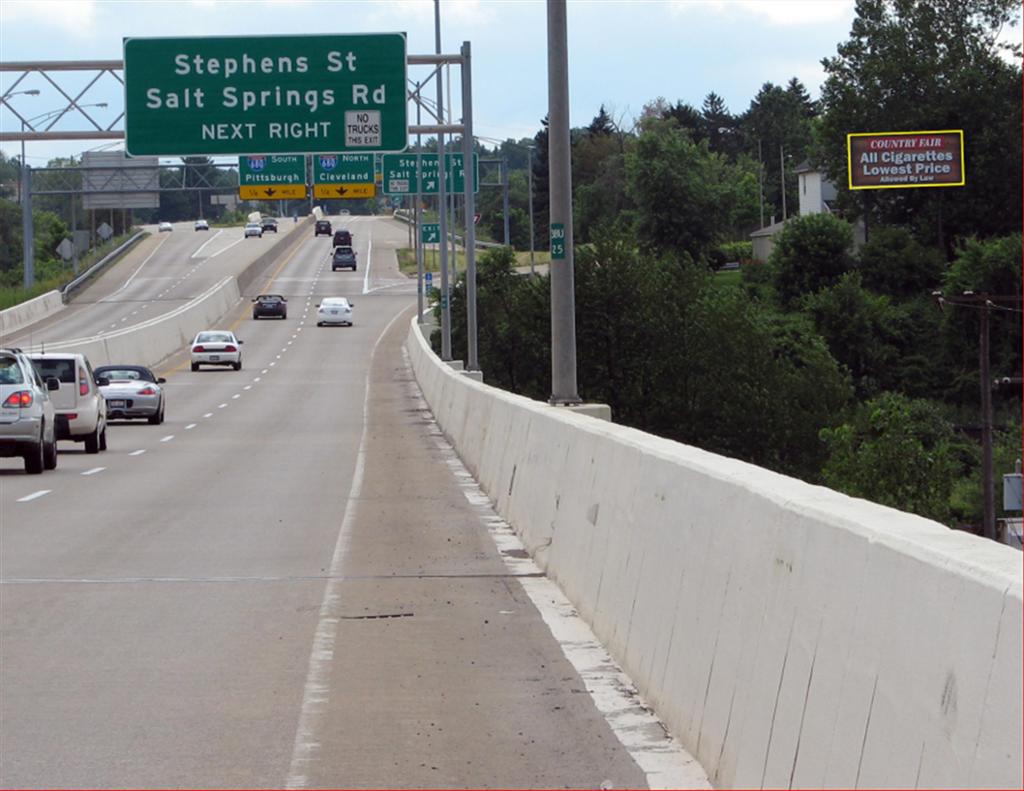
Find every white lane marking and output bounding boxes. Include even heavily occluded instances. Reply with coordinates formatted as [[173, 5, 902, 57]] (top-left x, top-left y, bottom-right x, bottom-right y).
[[131, 310, 139, 316], [361, 232, 373, 294], [244, 385, 252, 390], [129, 449, 147, 456], [276, 355, 281, 359], [261, 369, 269, 374], [185, 423, 197, 430], [160, 435, 175, 442], [17, 490, 52, 502], [218, 403, 227, 409], [120, 317, 128, 322], [190, 229, 223, 258], [232, 394, 240, 399], [81, 467, 106, 476], [404, 355, 711, 790], [285, 307, 408, 790], [269, 362, 276, 367], [203, 412, 213, 418], [205, 236, 244, 260], [101, 232, 171, 302], [253, 377, 261, 382], [292, 334, 298, 339], [109, 323, 117, 329]]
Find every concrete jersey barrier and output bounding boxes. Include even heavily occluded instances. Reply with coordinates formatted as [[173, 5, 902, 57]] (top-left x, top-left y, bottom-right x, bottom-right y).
[[0, 290, 65, 342], [405, 317, 1022, 789]]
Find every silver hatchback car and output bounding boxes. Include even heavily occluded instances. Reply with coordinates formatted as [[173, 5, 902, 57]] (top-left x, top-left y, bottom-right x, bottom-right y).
[[0, 348, 59, 473]]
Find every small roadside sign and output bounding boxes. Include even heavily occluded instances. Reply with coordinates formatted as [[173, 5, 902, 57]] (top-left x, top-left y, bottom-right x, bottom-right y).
[[425, 271, 433, 290], [550, 223, 566, 260], [56, 238, 75, 260], [97, 222, 114, 240], [420, 223, 440, 244]]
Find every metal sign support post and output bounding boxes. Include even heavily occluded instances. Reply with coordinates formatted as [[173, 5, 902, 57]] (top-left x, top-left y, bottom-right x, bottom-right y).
[[21, 165, 34, 289], [502, 158, 510, 246], [547, 0, 580, 403], [461, 41, 478, 372], [434, 2, 452, 361], [527, 146, 535, 275], [415, 81, 424, 324]]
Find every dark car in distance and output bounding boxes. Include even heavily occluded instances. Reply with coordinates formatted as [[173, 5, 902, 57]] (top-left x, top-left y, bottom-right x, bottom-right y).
[[315, 219, 332, 236], [252, 294, 287, 320], [332, 229, 352, 247], [261, 217, 278, 233], [331, 246, 357, 271]]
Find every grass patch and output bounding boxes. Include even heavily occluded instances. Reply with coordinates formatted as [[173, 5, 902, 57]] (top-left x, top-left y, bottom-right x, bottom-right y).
[[711, 269, 742, 288], [397, 247, 551, 277], [0, 230, 147, 311]]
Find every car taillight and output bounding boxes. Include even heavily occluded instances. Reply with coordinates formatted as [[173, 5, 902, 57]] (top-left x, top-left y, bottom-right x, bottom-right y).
[[3, 390, 32, 408], [137, 387, 157, 395], [79, 368, 89, 396], [223, 345, 237, 352], [193, 345, 205, 353]]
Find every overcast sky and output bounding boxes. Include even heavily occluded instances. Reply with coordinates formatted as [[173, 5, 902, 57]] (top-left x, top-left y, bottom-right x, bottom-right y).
[[0, 0, 965, 165]]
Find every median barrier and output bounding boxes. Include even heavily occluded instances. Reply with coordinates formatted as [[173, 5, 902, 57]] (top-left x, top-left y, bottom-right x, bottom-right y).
[[405, 316, 1022, 789], [0, 290, 65, 340], [24, 277, 240, 368]]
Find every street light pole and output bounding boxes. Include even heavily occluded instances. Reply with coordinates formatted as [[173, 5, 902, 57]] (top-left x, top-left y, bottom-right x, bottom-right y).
[[434, 0, 452, 361], [547, 0, 580, 403]]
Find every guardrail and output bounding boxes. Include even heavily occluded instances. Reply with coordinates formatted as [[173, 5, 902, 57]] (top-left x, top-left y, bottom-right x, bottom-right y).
[[61, 231, 147, 301]]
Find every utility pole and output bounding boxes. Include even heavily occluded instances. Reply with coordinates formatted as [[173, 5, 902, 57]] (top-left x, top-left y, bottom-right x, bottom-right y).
[[779, 144, 787, 221], [434, 0, 451, 361], [547, 0, 579, 403], [527, 145, 535, 275], [757, 138, 765, 228], [502, 157, 510, 246]]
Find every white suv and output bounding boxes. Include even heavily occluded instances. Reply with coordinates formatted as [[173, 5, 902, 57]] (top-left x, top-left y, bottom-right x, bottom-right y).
[[28, 353, 108, 454], [0, 348, 59, 473]]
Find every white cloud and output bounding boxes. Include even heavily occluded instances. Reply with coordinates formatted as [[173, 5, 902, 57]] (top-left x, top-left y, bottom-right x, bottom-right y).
[[670, 0, 854, 27], [1, 0, 98, 35]]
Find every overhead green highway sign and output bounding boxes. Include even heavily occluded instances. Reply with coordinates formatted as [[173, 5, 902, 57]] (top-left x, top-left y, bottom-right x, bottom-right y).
[[124, 34, 408, 156], [381, 153, 479, 195], [313, 153, 375, 198], [238, 154, 307, 200]]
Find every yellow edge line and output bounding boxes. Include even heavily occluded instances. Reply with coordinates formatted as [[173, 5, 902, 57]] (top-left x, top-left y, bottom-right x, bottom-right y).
[[158, 231, 310, 376]]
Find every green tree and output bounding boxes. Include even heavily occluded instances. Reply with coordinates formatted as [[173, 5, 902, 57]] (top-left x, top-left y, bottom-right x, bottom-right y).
[[769, 212, 855, 305], [625, 120, 757, 260], [857, 225, 945, 297], [818, 0, 1022, 249], [820, 392, 969, 523]]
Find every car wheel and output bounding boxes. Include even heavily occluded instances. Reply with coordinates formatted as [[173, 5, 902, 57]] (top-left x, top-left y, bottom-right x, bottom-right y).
[[253, 312, 259, 320], [281, 312, 287, 319], [191, 363, 200, 372], [317, 321, 323, 327], [85, 423, 101, 454], [24, 432, 45, 474], [149, 401, 164, 425], [233, 361, 242, 371], [43, 433, 57, 470], [99, 424, 108, 451]]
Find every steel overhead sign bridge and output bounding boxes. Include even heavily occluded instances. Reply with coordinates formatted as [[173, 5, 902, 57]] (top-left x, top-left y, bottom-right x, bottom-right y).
[[122, 33, 408, 156]]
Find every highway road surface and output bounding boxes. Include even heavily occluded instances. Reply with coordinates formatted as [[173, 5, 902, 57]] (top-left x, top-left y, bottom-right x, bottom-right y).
[[0, 216, 697, 789]]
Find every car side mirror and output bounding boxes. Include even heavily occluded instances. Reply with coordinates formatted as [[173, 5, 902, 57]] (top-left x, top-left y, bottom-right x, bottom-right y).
[[96, 377, 110, 387], [157, 377, 166, 384], [46, 377, 60, 391], [252, 298, 257, 303]]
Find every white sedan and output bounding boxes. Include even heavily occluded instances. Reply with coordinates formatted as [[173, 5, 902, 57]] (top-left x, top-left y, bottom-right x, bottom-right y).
[[190, 331, 243, 371], [244, 223, 263, 238], [316, 297, 354, 326], [158, 221, 173, 232]]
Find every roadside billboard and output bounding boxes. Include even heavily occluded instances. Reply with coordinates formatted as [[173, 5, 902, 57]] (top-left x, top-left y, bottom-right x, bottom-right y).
[[847, 130, 965, 190]]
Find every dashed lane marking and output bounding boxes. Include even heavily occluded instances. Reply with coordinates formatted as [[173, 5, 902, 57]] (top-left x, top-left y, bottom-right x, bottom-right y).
[[129, 449, 146, 456], [81, 467, 106, 476], [17, 490, 51, 502]]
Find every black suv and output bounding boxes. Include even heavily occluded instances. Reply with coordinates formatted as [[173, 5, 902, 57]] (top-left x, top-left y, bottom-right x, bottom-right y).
[[331, 246, 357, 271], [332, 229, 352, 247], [314, 220, 332, 236], [261, 217, 278, 233], [252, 294, 287, 320]]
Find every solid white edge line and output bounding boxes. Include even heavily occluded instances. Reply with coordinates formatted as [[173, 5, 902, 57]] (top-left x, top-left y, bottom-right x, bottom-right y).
[[190, 228, 224, 258], [400, 347, 713, 791], [17, 490, 51, 502], [284, 306, 409, 789], [100, 232, 171, 302]]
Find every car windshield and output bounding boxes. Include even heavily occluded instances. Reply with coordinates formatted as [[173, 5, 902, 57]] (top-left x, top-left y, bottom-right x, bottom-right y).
[[258, 296, 282, 302], [95, 367, 153, 382], [334, 247, 353, 257], [30, 358, 76, 383], [196, 332, 233, 343], [323, 299, 349, 307], [0, 356, 24, 385]]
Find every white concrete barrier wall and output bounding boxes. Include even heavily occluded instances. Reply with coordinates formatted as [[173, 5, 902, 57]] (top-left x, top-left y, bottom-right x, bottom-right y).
[[406, 318, 1022, 789], [23, 277, 240, 368], [0, 290, 65, 341]]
